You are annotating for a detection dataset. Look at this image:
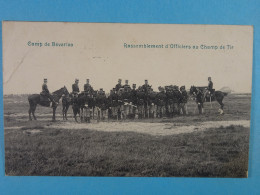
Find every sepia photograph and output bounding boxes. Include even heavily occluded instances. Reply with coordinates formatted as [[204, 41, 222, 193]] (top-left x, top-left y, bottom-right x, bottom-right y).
[[3, 21, 253, 177]]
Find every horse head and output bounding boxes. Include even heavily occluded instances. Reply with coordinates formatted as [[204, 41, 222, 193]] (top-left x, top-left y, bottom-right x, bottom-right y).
[[63, 86, 69, 95]]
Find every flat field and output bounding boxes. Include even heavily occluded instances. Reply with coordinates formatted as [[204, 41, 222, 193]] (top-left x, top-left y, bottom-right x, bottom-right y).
[[4, 94, 251, 177]]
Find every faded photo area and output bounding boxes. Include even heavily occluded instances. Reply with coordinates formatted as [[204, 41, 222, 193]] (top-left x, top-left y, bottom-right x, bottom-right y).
[[3, 21, 253, 177]]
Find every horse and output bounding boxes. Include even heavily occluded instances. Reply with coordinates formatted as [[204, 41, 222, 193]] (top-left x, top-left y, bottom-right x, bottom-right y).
[[28, 86, 69, 121], [70, 92, 89, 122], [189, 86, 228, 114]]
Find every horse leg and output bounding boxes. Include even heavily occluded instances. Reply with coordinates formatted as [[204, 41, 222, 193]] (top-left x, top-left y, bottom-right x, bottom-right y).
[[28, 106, 32, 121], [52, 107, 56, 121], [62, 105, 65, 120], [32, 105, 37, 120], [65, 105, 69, 120], [217, 98, 224, 114], [73, 108, 78, 122], [198, 103, 202, 114]]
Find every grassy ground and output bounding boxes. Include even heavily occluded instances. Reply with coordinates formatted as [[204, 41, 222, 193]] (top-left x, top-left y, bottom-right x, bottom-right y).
[[4, 93, 251, 177], [5, 125, 249, 177]]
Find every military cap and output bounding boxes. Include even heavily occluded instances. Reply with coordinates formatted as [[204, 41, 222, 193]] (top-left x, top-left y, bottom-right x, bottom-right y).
[[86, 79, 89, 82], [75, 78, 79, 82], [208, 77, 211, 80], [118, 79, 122, 82], [100, 88, 103, 90], [44, 78, 47, 81]]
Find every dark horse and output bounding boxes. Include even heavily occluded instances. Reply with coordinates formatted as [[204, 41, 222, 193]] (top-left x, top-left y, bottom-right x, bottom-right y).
[[190, 86, 228, 114], [65, 92, 96, 122], [28, 86, 69, 121]]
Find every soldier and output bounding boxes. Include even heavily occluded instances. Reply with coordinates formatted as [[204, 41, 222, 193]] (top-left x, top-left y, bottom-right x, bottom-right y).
[[156, 86, 166, 118], [84, 79, 94, 95], [130, 84, 138, 118], [179, 86, 188, 115], [98, 88, 106, 96], [72, 79, 79, 104], [204, 77, 214, 101], [141, 80, 152, 93], [72, 79, 80, 95], [41, 78, 58, 106], [123, 80, 131, 91], [115, 79, 122, 92], [141, 80, 152, 118]]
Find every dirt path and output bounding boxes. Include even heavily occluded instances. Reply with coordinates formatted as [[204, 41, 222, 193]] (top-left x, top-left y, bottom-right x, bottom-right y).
[[47, 120, 250, 136]]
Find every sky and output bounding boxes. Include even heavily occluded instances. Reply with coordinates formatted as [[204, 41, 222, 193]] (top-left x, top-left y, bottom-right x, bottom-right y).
[[3, 22, 253, 94]]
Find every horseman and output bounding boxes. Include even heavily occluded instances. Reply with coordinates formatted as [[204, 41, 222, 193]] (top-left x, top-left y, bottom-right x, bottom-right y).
[[72, 78, 80, 104], [204, 77, 215, 101], [84, 79, 94, 95], [41, 78, 58, 106], [179, 86, 188, 115], [115, 79, 122, 92]]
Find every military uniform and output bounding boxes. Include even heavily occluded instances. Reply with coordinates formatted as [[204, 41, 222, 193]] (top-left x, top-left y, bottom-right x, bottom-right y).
[[42, 83, 50, 95], [179, 86, 188, 115], [208, 80, 214, 94], [141, 81, 153, 118], [41, 79, 56, 105], [72, 83, 79, 94], [204, 78, 214, 101], [84, 83, 94, 95], [156, 87, 166, 118], [115, 83, 122, 92]]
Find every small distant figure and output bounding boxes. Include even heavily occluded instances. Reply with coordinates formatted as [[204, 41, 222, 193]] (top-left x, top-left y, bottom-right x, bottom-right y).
[[98, 88, 106, 96], [141, 79, 152, 93], [179, 86, 188, 115], [123, 80, 131, 92], [41, 78, 57, 105]]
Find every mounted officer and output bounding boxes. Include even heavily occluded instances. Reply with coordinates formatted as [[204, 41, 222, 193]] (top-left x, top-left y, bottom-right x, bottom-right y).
[[84, 79, 94, 95], [115, 79, 122, 92], [72, 79, 79, 104], [41, 78, 58, 106], [204, 77, 215, 101]]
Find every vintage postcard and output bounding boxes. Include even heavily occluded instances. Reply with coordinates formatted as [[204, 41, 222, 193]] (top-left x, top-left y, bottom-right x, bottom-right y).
[[3, 21, 253, 177]]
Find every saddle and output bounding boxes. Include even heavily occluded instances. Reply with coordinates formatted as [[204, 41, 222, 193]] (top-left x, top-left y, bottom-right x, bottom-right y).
[[40, 93, 50, 102], [39, 93, 51, 107], [205, 89, 215, 101]]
